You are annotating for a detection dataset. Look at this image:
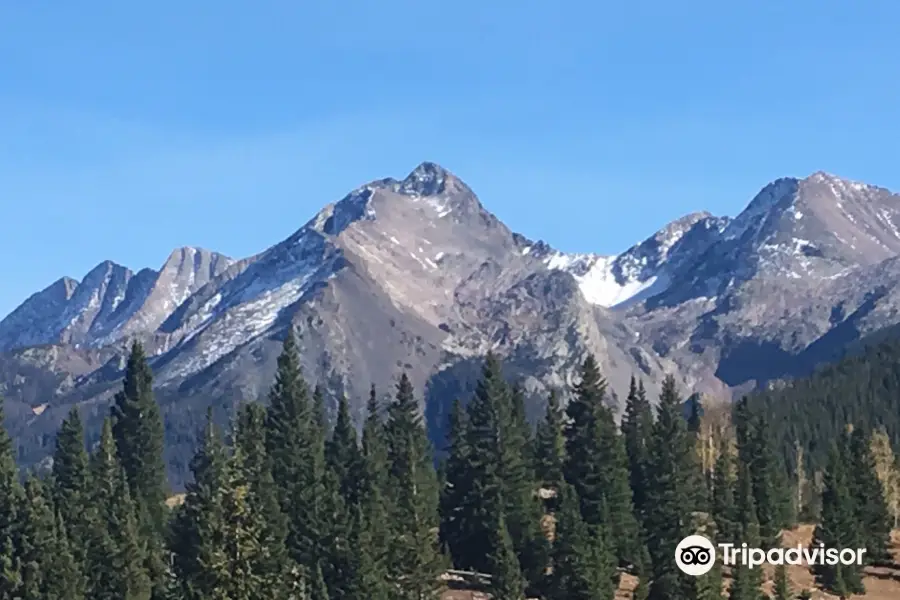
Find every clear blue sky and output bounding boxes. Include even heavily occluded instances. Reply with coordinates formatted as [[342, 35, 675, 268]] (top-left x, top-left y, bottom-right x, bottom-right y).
[[2, 2, 898, 319]]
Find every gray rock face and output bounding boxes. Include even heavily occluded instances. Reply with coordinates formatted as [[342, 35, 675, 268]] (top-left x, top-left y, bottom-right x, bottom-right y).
[[4, 164, 900, 476]]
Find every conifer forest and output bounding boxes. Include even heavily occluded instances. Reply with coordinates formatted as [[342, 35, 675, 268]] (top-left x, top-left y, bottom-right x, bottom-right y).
[[2, 331, 900, 600]]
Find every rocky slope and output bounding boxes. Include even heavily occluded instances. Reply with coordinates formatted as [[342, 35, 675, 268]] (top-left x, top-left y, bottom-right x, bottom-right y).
[[3, 163, 900, 477]]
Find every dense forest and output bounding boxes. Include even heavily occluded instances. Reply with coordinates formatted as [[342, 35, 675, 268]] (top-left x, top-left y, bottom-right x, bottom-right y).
[[0, 331, 899, 599]]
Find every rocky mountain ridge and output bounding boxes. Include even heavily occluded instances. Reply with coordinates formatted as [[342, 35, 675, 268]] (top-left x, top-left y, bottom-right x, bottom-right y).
[[3, 163, 900, 476]]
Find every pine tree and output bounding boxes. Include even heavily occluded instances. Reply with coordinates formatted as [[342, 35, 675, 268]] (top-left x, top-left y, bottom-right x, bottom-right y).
[[643, 375, 697, 600], [439, 398, 472, 566], [51, 406, 91, 575], [487, 512, 527, 600], [344, 503, 389, 600], [384, 373, 445, 599], [307, 561, 330, 600], [109, 341, 168, 599], [729, 461, 763, 600], [358, 387, 392, 599], [170, 411, 229, 599], [264, 330, 328, 570], [18, 474, 58, 600], [812, 440, 865, 597], [0, 396, 23, 598], [621, 377, 653, 524], [711, 436, 738, 543], [847, 426, 891, 564], [110, 341, 168, 521], [564, 355, 642, 570], [47, 511, 83, 600], [547, 482, 615, 600], [733, 398, 790, 546], [233, 403, 296, 595], [326, 395, 363, 507], [534, 390, 565, 496], [455, 355, 546, 585], [772, 563, 791, 600], [86, 418, 152, 600]]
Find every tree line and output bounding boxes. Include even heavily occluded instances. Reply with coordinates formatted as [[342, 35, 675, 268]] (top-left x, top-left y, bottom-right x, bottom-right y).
[[0, 331, 896, 599]]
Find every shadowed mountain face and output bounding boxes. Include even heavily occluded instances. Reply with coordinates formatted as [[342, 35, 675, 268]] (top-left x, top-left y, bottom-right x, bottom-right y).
[[4, 162, 900, 480]]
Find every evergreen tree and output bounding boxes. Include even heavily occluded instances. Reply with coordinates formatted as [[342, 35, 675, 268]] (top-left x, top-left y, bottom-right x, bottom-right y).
[[621, 377, 653, 524], [812, 440, 865, 597], [487, 512, 526, 600], [109, 341, 168, 599], [547, 482, 615, 600], [358, 387, 392, 599], [170, 411, 229, 600], [233, 403, 297, 595], [456, 355, 546, 585], [51, 406, 91, 577], [729, 461, 763, 600], [384, 373, 445, 599], [0, 396, 23, 598], [18, 474, 58, 600], [534, 390, 565, 495], [564, 355, 642, 570], [643, 375, 697, 600], [326, 395, 363, 507], [772, 563, 791, 600], [47, 511, 83, 600], [110, 341, 168, 521], [307, 561, 330, 600], [439, 398, 472, 566], [264, 330, 329, 570], [344, 504, 389, 600], [847, 426, 891, 564], [733, 398, 790, 546], [86, 419, 152, 600], [711, 436, 738, 543]]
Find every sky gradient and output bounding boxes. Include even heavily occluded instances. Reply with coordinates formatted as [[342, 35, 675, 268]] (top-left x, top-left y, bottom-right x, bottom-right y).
[[2, 1, 898, 318]]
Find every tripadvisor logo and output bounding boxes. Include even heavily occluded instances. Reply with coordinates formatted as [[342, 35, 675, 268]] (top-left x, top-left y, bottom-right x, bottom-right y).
[[675, 535, 867, 576]]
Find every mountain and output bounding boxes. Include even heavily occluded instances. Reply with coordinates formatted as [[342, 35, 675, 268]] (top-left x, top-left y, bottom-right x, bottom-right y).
[[4, 162, 900, 480]]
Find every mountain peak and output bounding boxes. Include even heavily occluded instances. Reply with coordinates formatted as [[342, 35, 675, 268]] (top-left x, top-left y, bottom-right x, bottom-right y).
[[398, 161, 455, 196]]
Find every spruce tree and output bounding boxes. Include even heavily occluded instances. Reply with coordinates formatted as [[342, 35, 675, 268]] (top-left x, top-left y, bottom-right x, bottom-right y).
[[729, 461, 763, 600], [0, 396, 23, 598], [711, 436, 738, 543], [325, 395, 363, 507], [487, 512, 527, 600], [547, 482, 615, 600], [534, 390, 565, 495], [359, 387, 392, 599], [384, 373, 445, 599], [110, 341, 168, 521], [307, 561, 330, 600], [847, 426, 891, 564], [86, 419, 152, 600], [621, 377, 653, 524], [564, 355, 642, 570], [643, 375, 697, 600], [344, 504, 388, 600], [18, 474, 58, 600], [233, 403, 297, 595], [47, 511, 83, 600], [733, 398, 790, 546], [439, 398, 472, 566], [264, 330, 328, 570], [170, 411, 229, 599], [772, 563, 791, 600], [812, 440, 865, 597], [51, 406, 91, 571], [109, 342, 168, 599]]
